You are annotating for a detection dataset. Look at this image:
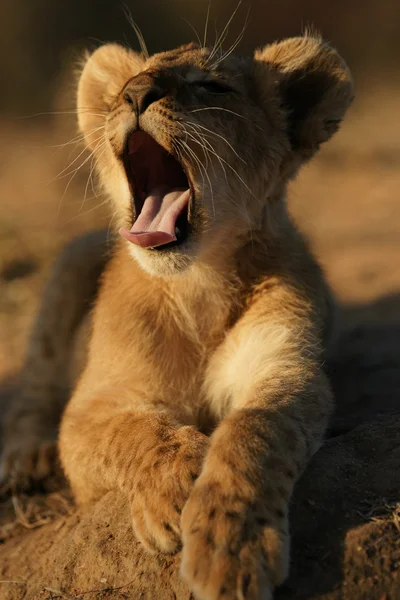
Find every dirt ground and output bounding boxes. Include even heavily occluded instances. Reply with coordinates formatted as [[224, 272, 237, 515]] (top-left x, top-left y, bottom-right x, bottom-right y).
[[0, 84, 399, 599]]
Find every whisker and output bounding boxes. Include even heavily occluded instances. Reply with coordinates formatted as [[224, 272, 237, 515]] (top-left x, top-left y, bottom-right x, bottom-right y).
[[63, 130, 102, 170], [207, 0, 243, 65], [15, 108, 107, 120], [88, 145, 108, 201], [185, 120, 246, 163], [62, 197, 110, 226], [38, 125, 105, 151], [181, 17, 202, 47], [184, 123, 256, 200], [179, 130, 216, 217], [188, 107, 263, 130], [177, 137, 207, 188], [56, 137, 107, 217], [31, 135, 85, 151], [81, 143, 108, 213], [184, 126, 228, 183], [107, 207, 120, 248], [210, 6, 250, 68], [122, 4, 150, 59], [211, 29, 245, 68], [48, 132, 106, 183], [203, 1, 212, 48], [176, 137, 207, 196], [182, 129, 212, 171], [185, 129, 255, 241], [183, 126, 222, 177], [182, 125, 211, 162]]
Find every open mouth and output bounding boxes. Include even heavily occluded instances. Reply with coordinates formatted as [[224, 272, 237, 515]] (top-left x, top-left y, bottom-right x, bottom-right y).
[[120, 131, 191, 250]]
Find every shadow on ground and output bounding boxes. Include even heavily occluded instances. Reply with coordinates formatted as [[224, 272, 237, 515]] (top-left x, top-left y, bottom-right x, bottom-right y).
[[0, 293, 399, 600], [277, 293, 400, 599]]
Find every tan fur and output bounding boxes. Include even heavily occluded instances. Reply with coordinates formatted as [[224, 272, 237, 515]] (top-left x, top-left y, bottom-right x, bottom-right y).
[[0, 231, 109, 487], [2, 35, 353, 599]]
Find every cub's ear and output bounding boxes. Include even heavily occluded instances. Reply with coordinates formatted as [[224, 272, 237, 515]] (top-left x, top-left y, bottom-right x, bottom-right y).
[[77, 44, 144, 148], [254, 35, 353, 158]]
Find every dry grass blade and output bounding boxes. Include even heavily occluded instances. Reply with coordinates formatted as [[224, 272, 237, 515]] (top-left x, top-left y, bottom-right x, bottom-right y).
[[44, 587, 77, 600], [76, 578, 136, 596], [12, 495, 51, 529], [370, 501, 400, 533], [41, 579, 137, 599]]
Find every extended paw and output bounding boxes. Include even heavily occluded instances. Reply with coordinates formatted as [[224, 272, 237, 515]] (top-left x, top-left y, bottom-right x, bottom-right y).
[[129, 426, 209, 554], [0, 435, 58, 492], [180, 479, 289, 600]]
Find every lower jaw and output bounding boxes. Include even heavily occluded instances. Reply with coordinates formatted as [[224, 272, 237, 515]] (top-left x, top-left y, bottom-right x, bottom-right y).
[[127, 237, 197, 277], [149, 230, 190, 251]]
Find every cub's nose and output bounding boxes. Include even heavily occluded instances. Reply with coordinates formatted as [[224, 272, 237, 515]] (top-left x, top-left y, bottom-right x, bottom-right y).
[[123, 71, 167, 115]]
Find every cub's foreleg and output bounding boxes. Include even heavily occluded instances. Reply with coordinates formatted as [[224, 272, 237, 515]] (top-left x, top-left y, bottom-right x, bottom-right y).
[[181, 287, 333, 600], [0, 230, 109, 488], [59, 393, 209, 553]]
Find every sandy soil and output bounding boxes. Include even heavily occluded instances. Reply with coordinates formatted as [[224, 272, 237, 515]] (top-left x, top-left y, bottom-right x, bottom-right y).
[[0, 87, 399, 599]]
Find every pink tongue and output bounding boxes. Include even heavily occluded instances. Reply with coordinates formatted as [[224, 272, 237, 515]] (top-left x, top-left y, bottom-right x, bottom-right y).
[[120, 187, 190, 248]]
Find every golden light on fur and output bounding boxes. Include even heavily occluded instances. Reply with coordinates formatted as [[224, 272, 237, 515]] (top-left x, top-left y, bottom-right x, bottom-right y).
[[2, 34, 353, 600]]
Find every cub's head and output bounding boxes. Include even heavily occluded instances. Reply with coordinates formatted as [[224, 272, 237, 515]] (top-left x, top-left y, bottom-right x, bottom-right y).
[[77, 35, 353, 276]]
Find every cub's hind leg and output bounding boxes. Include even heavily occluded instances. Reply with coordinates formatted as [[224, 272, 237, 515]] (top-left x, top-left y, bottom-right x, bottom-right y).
[[0, 230, 111, 489]]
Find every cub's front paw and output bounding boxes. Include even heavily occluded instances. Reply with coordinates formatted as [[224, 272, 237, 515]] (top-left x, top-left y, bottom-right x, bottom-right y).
[[0, 433, 57, 492], [129, 426, 209, 554], [180, 479, 289, 600]]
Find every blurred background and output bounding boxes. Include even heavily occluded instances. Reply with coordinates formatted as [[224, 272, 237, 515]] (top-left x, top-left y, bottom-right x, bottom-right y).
[[1, 0, 400, 379]]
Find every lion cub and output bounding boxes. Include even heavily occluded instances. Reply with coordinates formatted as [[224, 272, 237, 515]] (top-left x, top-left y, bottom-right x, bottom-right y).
[[3, 36, 352, 600]]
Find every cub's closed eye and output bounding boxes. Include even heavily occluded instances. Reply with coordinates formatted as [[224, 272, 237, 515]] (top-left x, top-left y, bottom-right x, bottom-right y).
[[193, 80, 232, 94]]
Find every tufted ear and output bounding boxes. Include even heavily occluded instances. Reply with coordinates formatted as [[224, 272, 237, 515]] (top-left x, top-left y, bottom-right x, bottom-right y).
[[254, 35, 353, 159], [77, 44, 144, 149]]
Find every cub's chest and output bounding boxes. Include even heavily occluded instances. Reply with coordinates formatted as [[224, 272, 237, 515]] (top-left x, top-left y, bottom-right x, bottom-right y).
[[97, 259, 241, 408], [117, 286, 234, 392], [131, 301, 227, 378]]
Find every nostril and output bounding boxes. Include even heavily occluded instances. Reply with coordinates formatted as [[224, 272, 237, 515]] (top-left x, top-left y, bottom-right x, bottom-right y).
[[138, 87, 165, 114], [122, 81, 166, 114], [123, 91, 134, 105]]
